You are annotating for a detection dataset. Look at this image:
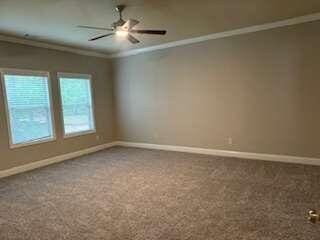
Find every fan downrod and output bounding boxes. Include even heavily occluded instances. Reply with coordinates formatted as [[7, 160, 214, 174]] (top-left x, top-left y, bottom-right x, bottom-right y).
[[112, 5, 126, 28]]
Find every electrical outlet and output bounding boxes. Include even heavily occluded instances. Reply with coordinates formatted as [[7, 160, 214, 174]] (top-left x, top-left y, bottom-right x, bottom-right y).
[[96, 135, 100, 141], [228, 137, 233, 145]]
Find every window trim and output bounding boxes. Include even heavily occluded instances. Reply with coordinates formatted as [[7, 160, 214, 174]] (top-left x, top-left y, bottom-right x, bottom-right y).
[[57, 72, 96, 139], [0, 68, 56, 149]]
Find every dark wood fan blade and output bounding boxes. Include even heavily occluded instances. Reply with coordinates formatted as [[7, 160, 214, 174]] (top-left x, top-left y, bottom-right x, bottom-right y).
[[89, 33, 114, 41], [122, 19, 140, 30], [78, 25, 113, 31], [130, 30, 167, 35], [127, 34, 140, 44]]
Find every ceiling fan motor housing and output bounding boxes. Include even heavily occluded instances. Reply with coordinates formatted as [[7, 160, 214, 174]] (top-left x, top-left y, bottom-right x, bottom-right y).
[[112, 19, 126, 28]]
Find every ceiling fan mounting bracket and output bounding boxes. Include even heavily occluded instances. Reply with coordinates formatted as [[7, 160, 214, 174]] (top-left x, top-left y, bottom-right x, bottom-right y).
[[116, 5, 125, 13]]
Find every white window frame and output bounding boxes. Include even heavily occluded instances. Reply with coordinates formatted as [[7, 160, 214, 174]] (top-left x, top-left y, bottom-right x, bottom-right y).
[[57, 72, 96, 138], [0, 68, 56, 149]]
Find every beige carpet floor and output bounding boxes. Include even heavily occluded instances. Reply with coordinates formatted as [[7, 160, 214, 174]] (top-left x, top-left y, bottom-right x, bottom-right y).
[[1, 146, 320, 239]]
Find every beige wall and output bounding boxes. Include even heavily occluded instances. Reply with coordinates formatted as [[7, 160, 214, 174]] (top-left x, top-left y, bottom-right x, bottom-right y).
[[114, 21, 320, 158], [1, 20, 320, 172], [0, 41, 114, 171]]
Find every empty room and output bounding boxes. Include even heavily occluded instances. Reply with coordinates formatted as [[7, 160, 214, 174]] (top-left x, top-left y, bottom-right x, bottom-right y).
[[1, 0, 320, 239]]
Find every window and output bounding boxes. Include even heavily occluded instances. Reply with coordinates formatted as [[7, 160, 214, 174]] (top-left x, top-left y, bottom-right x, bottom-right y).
[[58, 73, 95, 137], [1, 69, 55, 147]]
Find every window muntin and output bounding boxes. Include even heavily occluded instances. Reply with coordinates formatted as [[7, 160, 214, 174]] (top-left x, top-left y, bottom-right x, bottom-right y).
[[58, 73, 95, 137], [1, 70, 55, 147]]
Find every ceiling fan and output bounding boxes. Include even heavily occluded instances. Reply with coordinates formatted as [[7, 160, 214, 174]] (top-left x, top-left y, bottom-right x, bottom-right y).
[[78, 5, 167, 44]]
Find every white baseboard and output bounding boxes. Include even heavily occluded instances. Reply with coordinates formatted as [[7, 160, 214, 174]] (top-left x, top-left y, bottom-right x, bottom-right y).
[[2, 141, 319, 179], [0, 142, 117, 179], [115, 141, 320, 166]]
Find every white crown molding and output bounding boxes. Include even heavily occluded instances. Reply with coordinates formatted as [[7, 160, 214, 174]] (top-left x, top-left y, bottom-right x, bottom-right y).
[[110, 12, 320, 58], [1, 13, 320, 60], [0, 142, 117, 179], [0, 34, 110, 59], [116, 141, 320, 166]]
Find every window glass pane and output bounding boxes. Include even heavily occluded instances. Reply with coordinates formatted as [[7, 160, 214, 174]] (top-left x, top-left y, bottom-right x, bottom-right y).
[[59, 76, 95, 135], [3, 74, 54, 145]]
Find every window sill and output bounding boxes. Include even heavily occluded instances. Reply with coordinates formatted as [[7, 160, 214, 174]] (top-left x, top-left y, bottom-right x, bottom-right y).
[[9, 137, 56, 149], [63, 130, 96, 139]]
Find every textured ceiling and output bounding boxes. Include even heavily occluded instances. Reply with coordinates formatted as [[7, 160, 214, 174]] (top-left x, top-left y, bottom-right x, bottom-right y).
[[1, 0, 320, 54]]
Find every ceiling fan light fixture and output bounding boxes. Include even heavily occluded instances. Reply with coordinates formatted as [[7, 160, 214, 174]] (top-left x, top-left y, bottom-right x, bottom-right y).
[[116, 30, 128, 37]]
